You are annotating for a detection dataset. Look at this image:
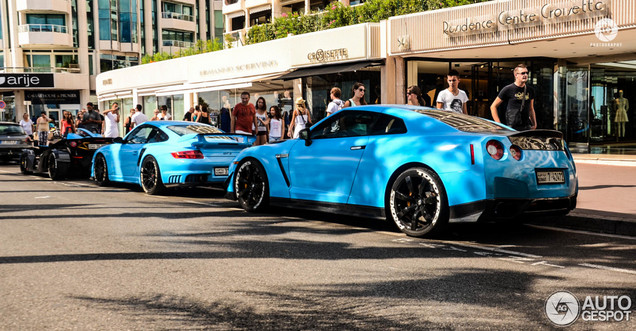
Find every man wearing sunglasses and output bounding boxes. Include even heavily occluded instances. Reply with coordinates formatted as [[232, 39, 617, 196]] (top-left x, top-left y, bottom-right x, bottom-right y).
[[490, 64, 537, 131]]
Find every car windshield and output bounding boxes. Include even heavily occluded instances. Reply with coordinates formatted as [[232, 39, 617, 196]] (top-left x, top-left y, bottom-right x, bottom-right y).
[[413, 109, 511, 133], [0, 124, 26, 136], [167, 124, 223, 136]]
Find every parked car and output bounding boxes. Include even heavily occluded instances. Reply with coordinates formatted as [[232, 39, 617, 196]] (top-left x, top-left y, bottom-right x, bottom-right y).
[[225, 105, 578, 237], [0, 122, 32, 163], [20, 128, 115, 179], [91, 121, 255, 194]]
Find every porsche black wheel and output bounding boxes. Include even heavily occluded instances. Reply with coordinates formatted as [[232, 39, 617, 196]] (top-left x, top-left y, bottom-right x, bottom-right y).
[[388, 167, 449, 237], [47, 153, 68, 180], [140, 156, 165, 195], [20, 153, 32, 175], [93, 154, 110, 186], [234, 159, 269, 212]]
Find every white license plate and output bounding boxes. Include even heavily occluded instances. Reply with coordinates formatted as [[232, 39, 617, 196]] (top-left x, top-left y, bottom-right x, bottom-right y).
[[88, 144, 104, 150], [214, 167, 229, 176], [1, 140, 19, 145], [536, 170, 565, 184]]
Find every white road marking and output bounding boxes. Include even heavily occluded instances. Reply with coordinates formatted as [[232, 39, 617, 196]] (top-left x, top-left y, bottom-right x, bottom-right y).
[[34, 196, 50, 199], [579, 263, 636, 275], [527, 224, 636, 241]]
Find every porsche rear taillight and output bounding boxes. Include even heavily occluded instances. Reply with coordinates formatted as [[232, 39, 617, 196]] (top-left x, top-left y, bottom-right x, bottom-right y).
[[69, 141, 78, 148], [171, 150, 204, 159], [486, 140, 504, 160]]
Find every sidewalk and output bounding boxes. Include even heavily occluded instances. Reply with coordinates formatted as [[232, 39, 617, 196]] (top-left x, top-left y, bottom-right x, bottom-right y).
[[529, 153, 636, 236]]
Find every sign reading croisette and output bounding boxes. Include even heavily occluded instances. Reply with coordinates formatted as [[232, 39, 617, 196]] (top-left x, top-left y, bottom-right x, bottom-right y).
[[443, 0, 609, 36], [307, 48, 349, 63], [0, 73, 54, 88]]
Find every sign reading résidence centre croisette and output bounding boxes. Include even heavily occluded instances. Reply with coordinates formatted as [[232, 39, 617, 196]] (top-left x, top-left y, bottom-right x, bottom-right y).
[[443, 0, 609, 36]]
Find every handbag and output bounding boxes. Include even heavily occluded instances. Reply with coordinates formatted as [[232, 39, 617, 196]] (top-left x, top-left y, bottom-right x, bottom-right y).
[[506, 85, 527, 130]]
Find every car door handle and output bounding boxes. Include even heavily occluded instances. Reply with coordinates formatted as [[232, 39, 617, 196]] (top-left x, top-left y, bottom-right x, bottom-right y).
[[350, 145, 366, 150]]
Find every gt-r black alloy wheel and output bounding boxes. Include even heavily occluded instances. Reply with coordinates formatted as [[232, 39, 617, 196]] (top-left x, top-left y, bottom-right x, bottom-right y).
[[93, 154, 110, 186], [389, 167, 449, 237], [140, 156, 165, 195], [234, 159, 269, 212]]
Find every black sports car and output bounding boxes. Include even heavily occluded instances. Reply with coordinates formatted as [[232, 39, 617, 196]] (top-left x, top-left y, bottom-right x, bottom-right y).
[[20, 129, 115, 180]]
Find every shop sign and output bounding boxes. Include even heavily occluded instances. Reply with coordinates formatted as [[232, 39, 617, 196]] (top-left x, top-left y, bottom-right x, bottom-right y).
[[0, 73, 54, 88], [307, 48, 349, 63], [443, 0, 609, 36], [199, 60, 279, 78], [26, 91, 80, 104]]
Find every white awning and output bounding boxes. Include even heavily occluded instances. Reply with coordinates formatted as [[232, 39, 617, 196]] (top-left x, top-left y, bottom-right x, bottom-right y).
[[153, 72, 287, 96]]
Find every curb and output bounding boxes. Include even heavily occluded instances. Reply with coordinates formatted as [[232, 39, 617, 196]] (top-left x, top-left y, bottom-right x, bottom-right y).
[[573, 158, 636, 167], [529, 210, 636, 237]]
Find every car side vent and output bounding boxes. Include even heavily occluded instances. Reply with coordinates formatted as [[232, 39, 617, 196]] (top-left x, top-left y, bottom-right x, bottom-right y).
[[168, 175, 182, 184]]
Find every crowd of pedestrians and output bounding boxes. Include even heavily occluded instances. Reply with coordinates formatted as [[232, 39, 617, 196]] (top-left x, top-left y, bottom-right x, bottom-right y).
[[16, 65, 538, 147]]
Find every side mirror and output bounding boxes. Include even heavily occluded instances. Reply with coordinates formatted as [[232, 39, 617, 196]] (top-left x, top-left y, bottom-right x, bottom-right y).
[[113, 137, 124, 144], [299, 128, 312, 146]]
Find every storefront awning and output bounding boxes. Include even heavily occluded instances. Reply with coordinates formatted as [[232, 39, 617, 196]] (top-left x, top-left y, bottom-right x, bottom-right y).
[[279, 61, 382, 81], [154, 72, 288, 96]]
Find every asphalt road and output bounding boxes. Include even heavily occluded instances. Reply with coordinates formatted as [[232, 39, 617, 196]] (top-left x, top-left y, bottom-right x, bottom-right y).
[[0, 164, 635, 330]]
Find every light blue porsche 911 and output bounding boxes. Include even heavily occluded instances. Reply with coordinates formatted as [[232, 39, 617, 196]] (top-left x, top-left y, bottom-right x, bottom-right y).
[[225, 105, 578, 237], [91, 121, 254, 194]]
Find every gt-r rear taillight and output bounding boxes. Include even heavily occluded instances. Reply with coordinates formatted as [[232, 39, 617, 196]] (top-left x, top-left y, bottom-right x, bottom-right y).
[[510, 145, 522, 161], [171, 150, 204, 159], [69, 141, 78, 148], [486, 140, 504, 160]]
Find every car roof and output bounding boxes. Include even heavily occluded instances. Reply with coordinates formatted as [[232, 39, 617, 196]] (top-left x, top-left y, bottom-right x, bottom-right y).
[[0, 122, 20, 126], [142, 120, 209, 128]]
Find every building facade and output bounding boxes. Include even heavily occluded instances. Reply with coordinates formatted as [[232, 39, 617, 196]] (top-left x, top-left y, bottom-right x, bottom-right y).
[[222, 0, 364, 45], [0, 0, 224, 126]]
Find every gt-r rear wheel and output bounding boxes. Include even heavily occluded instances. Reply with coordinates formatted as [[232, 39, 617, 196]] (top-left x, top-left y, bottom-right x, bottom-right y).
[[47, 153, 68, 180], [234, 159, 269, 212], [20, 153, 32, 175], [388, 167, 449, 237], [93, 154, 110, 186], [140, 156, 165, 195]]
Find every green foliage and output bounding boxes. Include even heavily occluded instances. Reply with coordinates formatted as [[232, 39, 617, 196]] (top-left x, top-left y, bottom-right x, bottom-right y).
[[140, 37, 225, 64], [246, 0, 489, 45]]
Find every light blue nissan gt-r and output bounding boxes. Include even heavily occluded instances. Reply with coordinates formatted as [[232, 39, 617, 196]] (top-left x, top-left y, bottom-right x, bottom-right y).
[[91, 121, 254, 194], [225, 105, 578, 237]]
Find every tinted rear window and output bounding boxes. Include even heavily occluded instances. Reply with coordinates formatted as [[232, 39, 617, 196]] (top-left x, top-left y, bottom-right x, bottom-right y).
[[0, 124, 25, 135], [413, 109, 510, 133], [167, 124, 223, 136]]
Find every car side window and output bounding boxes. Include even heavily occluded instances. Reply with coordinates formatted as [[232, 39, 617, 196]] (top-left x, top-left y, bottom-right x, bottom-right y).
[[369, 114, 407, 135], [311, 111, 380, 139], [147, 129, 169, 143], [126, 126, 153, 144]]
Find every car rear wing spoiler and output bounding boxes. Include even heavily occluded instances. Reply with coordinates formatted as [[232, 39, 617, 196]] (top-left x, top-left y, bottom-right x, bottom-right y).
[[507, 130, 564, 151], [193, 133, 255, 147]]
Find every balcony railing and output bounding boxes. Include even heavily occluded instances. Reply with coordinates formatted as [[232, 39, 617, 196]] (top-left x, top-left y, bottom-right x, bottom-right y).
[[18, 24, 67, 34], [162, 12, 194, 22], [162, 40, 194, 48], [0, 66, 80, 73]]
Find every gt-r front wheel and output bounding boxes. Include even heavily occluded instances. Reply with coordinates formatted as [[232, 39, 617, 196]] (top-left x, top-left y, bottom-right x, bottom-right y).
[[388, 167, 449, 237], [93, 154, 110, 186], [234, 159, 269, 212], [140, 156, 165, 195]]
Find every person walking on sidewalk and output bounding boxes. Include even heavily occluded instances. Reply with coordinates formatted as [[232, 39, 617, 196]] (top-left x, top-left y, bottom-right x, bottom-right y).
[[490, 64, 537, 131], [231, 92, 256, 135], [436, 70, 468, 114]]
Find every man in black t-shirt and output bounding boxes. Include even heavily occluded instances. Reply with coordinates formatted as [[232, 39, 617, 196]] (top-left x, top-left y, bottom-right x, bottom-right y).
[[490, 64, 537, 131]]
